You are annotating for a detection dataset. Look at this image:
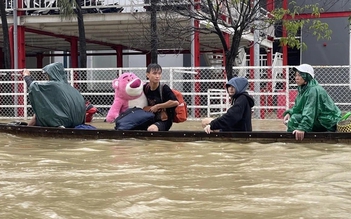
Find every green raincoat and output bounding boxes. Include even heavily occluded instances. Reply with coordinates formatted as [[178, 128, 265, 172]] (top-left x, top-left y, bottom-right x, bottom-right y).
[[28, 62, 85, 128], [283, 79, 341, 132]]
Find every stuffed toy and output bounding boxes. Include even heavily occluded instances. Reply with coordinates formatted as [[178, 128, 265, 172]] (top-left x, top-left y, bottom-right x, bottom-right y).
[[105, 72, 147, 123]]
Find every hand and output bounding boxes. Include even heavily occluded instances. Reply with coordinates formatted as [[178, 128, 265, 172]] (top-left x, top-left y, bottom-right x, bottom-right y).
[[201, 118, 213, 128], [204, 124, 212, 134], [149, 105, 160, 113], [283, 114, 290, 124], [23, 69, 30, 76], [293, 130, 305, 141]]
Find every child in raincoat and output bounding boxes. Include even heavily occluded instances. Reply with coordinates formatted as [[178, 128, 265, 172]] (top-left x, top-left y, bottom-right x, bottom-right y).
[[23, 62, 86, 128], [283, 64, 341, 140], [202, 77, 255, 133]]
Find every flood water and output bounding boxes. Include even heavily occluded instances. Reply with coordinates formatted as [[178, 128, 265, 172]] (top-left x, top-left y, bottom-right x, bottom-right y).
[[1, 130, 351, 219]]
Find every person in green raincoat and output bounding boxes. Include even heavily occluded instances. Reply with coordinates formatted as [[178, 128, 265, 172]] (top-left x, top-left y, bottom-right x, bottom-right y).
[[283, 64, 341, 140], [22, 62, 85, 128]]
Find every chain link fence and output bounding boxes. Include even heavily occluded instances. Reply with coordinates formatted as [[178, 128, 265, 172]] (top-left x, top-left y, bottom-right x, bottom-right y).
[[0, 65, 350, 120]]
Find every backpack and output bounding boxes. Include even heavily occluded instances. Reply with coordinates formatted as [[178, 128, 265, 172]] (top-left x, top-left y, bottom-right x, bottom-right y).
[[170, 88, 188, 123], [145, 83, 188, 123], [115, 107, 155, 130]]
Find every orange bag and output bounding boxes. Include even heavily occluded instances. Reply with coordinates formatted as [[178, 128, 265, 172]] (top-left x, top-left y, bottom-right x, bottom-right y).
[[171, 89, 188, 123]]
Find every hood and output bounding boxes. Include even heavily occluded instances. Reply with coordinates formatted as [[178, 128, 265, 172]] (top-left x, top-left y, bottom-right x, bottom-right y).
[[42, 62, 68, 82], [226, 77, 248, 97], [298, 77, 319, 93], [298, 72, 314, 83], [242, 92, 255, 108]]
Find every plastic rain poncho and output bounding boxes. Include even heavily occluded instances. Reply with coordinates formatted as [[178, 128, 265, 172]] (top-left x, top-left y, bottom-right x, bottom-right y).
[[28, 62, 85, 128], [283, 76, 341, 132]]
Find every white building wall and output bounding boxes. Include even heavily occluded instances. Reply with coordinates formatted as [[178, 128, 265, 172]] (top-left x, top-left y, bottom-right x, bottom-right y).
[[52, 50, 185, 68], [87, 50, 184, 68]]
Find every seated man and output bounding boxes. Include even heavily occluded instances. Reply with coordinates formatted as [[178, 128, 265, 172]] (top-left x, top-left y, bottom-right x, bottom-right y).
[[143, 63, 179, 131], [202, 77, 255, 133], [283, 64, 341, 140], [23, 62, 86, 128]]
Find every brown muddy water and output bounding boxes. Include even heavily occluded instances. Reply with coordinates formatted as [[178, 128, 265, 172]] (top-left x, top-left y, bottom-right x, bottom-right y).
[[0, 119, 350, 218]]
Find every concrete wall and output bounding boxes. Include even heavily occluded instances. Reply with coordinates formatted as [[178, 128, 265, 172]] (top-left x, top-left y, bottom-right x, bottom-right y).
[[295, 0, 351, 65], [301, 17, 349, 65]]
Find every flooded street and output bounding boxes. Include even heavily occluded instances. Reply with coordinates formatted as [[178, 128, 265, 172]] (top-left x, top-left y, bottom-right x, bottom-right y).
[[1, 124, 351, 218]]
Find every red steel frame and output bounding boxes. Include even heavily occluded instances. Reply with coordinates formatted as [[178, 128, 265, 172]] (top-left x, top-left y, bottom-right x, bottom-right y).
[[193, 1, 201, 118], [6, 0, 351, 118], [8, 1, 351, 68]]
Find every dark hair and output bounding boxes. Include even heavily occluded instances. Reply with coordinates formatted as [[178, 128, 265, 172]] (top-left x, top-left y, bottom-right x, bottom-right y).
[[299, 72, 313, 83], [146, 63, 162, 73]]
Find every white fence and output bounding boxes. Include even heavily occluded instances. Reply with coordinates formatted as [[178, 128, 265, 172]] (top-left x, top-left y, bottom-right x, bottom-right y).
[[0, 65, 350, 120], [207, 89, 230, 117]]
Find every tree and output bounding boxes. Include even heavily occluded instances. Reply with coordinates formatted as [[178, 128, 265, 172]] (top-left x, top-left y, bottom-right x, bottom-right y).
[[141, 0, 332, 80], [0, 0, 14, 117], [132, 5, 195, 62], [272, 1, 332, 51], [150, 0, 159, 63], [0, 0, 11, 69], [58, 0, 87, 68]]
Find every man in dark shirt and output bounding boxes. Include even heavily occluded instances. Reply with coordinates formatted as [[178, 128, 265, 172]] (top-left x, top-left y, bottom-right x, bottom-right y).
[[143, 63, 178, 131]]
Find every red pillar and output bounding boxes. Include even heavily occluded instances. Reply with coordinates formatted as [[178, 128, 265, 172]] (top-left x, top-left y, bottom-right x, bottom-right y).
[[259, 49, 273, 119], [266, 48, 273, 115], [0, 48, 2, 113], [115, 45, 123, 67], [17, 0, 24, 15], [249, 45, 254, 91], [221, 14, 230, 79], [194, 18, 201, 118], [9, 0, 25, 69], [68, 38, 79, 89], [266, 0, 274, 117], [16, 0, 25, 68], [280, 0, 289, 118], [267, 0, 274, 11], [222, 32, 230, 78], [9, 26, 14, 69], [282, 2, 288, 67], [13, 0, 26, 117], [282, 0, 288, 89], [16, 26, 26, 117], [17, 26, 26, 68], [191, 0, 202, 118], [36, 53, 44, 68], [194, 21, 200, 67], [69, 38, 79, 68]]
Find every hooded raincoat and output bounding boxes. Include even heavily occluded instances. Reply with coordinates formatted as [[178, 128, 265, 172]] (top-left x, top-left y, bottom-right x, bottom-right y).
[[28, 62, 86, 128], [210, 77, 255, 132], [283, 78, 341, 132]]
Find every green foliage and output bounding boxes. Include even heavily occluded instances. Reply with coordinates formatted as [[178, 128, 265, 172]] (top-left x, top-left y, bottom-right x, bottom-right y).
[[271, 2, 332, 50], [57, 0, 76, 20]]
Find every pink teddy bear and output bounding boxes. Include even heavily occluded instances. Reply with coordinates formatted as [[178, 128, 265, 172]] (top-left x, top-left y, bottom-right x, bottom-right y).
[[105, 72, 147, 123]]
